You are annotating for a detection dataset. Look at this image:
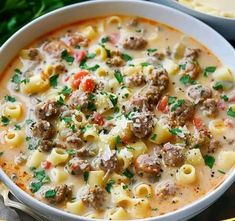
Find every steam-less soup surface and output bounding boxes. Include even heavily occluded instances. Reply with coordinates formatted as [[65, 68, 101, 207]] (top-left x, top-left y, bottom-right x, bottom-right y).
[[0, 16, 235, 220]]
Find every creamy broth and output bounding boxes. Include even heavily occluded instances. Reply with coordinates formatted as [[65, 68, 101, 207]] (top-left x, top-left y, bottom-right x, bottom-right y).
[[0, 16, 235, 220]]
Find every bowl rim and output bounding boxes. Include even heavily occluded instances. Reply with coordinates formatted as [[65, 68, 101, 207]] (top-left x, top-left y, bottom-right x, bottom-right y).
[[0, 0, 235, 220], [169, 0, 235, 21]]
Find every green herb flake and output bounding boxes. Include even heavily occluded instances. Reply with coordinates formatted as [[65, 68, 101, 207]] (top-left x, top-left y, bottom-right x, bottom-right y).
[[89, 64, 100, 71], [204, 155, 215, 169], [49, 74, 59, 88], [87, 53, 96, 59], [169, 128, 182, 135], [57, 96, 65, 106], [171, 99, 185, 112], [122, 185, 129, 190], [213, 82, 223, 90], [114, 70, 123, 84], [61, 50, 74, 64], [30, 182, 42, 193], [168, 96, 177, 105], [66, 149, 77, 155], [45, 189, 56, 198], [60, 86, 72, 96], [221, 94, 229, 101], [0, 152, 4, 157], [152, 207, 158, 211], [141, 62, 151, 67], [218, 170, 226, 174], [1, 116, 10, 126], [4, 95, 16, 102], [63, 117, 72, 124], [105, 179, 115, 193], [179, 63, 186, 70], [121, 53, 133, 62], [227, 107, 235, 117], [83, 171, 89, 182], [147, 48, 157, 53], [150, 133, 157, 141], [109, 94, 118, 106], [25, 119, 33, 125], [101, 36, 109, 43], [179, 75, 196, 85], [203, 66, 216, 77], [21, 78, 30, 84], [115, 135, 122, 146], [123, 169, 134, 179]]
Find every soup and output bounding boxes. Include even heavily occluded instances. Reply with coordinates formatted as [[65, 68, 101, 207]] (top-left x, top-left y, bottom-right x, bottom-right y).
[[0, 15, 235, 220]]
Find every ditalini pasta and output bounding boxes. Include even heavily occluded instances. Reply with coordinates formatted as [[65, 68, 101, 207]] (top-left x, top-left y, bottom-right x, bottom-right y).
[[0, 15, 235, 220]]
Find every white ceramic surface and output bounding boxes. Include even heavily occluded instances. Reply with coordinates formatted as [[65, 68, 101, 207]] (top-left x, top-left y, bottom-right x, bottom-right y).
[[153, 0, 235, 40], [0, 1, 235, 221]]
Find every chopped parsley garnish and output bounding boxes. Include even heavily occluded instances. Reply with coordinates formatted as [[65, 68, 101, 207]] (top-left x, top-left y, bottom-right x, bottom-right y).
[[150, 133, 157, 141], [66, 149, 77, 155], [213, 82, 223, 90], [14, 124, 21, 130], [147, 48, 157, 53], [60, 86, 72, 96], [123, 169, 134, 179], [141, 62, 151, 67], [169, 128, 182, 135], [105, 179, 115, 193], [79, 60, 100, 71], [63, 117, 72, 124], [49, 74, 59, 88], [180, 75, 196, 85], [203, 66, 216, 77], [87, 102, 96, 111], [56, 96, 65, 106], [171, 99, 185, 111], [114, 70, 123, 83], [25, 119, 33, 125], [30, 182, 42, 193], [109, 94, 118, 106], [135, 29, 142, 33], [121, 53, 133, 61], [11, 69, 22, 89], [89, 64, 100, 71], [1, 116, 10, 126], [179, 63, 186, 70], [204, 155, 215, 169], [115, 135, 122, 146], [0, 152, 4, 156], [126, 146, 134, 151], [86, 53, 96, 59], [61, 49, 74, 64], [227, 107, 235, 117], [21, 78, 30, 84], [122, 185, 129, 190], [4, 95, 16, 102], [45, 189, 56, 198], [218, 170, 226, 174], [101, 36, 109, 43], [152, 207, 158, 211], [83, 171, 89, 182], [221, 94, 229, 101], [168, 96, 177, 105], [106, 116, 114, 120]]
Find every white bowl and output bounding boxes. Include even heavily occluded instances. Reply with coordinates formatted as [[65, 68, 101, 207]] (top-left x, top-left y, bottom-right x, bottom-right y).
[[153, 0, 235, 40], [0, 1, 235, 221]]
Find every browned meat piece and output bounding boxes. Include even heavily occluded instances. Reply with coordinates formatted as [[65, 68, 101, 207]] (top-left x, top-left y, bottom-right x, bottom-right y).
[[66, 131, 84, 149], [31, 120, 55, 139], [184, 48, 200, 60], [69, 90, 90, 109], [77, 145, 97, 157], [185, 130, 210, 149], [107, 51, 125, 67], [54, 63, 67, 74], [46, 184, 72, 204], [128, 17, 139, 27], [43, 40, 70, 58], [148, 67, 169, 91], [208, 139, 221, 153], [170, 99, 195, 126], [24, 48, 41, 61], [181, 61, 201, 79], [162, 143, 184, 167], [187, 84, 212, 104], [155, 181, 177, 198], [201, 98, 218, 117], [123, 36, 147, 50], [135, 154, 161, 174], [67, 34, 89, 47], [38, 140, 54, 152], [35, 100, 60, 120], [152, 52, 165, 60], [143, 85, 162, 106], [66, 157, 91, 175], [126, 73, 146, 87], [99, 149, 118, 172], [125, 96, 150, 113], [131, 111, 154, 138], [80, 186, 105, 210]]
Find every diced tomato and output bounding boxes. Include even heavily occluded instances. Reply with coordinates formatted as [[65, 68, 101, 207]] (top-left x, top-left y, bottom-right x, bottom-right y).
[[71, 164, 79, 171], [193, 116, 204, 130], [81, 78, 95, 92], [122, 136, 129, 145], [74, 50, 87, 62], [93, 112, 105, 126], [109, 33, 120, 45], [72, 70, 89, 89], [157, 96, 168, 113], [64, 76, 70, 82], [41, 161, 52, 170]]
